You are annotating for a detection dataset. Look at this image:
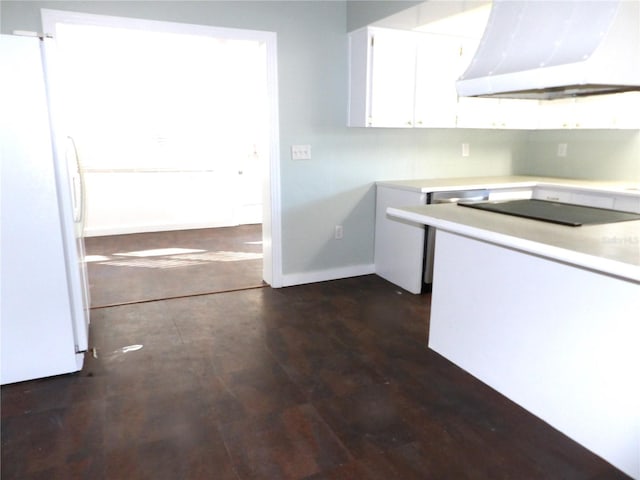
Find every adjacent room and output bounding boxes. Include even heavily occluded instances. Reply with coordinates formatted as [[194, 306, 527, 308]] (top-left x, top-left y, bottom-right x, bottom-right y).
[[50, 12, 271, 305]]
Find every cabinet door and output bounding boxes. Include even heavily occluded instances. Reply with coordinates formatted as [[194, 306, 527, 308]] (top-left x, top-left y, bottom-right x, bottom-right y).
[[537, 92, 640, 129], [572, 192, 614, 209], [574, 93, 640, 129], [455, 38, 499, 128], [573, 96, 613, 129], [458, 98, 540, 129], [537, 98, 577, 129], [609, 92, 640, 129], [414, 34, 459, 128], [368, 28, 417, 128], [347, 28, 371, 127], [456, 97, 498, 128], [497, 99, 540, 129]]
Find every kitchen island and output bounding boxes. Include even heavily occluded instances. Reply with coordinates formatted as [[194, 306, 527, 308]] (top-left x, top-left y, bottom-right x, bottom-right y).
[[375, 175, 640, 293], [387, 203, 640, 479]]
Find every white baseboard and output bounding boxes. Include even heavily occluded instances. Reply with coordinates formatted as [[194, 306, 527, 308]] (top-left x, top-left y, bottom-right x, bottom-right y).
[[281, 264, 375, 287]]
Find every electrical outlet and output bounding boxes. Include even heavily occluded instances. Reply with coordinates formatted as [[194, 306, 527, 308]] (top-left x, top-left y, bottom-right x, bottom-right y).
[[557, 143, 568, 157], [334, 225, 343, 240], [291, 144, 311, 160], [462, 143, 470, 157]]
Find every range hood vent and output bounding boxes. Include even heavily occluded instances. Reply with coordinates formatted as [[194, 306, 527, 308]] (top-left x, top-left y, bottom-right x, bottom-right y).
[[456, 0, 640, 100]]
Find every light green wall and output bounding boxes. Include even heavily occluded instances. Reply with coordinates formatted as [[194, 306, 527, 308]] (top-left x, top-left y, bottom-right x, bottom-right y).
[[2, 1, 636, 280], [346, 0, 423, 31], [513, 130, 640, 181]]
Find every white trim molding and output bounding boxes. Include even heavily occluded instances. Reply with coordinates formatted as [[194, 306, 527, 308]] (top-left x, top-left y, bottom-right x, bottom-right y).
[[281, 264, 375, 287]]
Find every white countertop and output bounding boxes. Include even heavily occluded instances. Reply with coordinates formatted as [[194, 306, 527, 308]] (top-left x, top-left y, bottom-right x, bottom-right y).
[[377, 175, 640, 197], [387, 203, 640, 283]]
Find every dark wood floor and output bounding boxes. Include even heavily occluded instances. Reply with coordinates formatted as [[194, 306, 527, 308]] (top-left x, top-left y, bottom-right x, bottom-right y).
[[85, 225, 264, 307], [1, 227, 630, 479]]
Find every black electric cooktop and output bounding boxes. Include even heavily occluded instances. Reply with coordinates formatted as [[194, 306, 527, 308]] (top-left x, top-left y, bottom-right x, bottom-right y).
[[459, 199, 640, 226]]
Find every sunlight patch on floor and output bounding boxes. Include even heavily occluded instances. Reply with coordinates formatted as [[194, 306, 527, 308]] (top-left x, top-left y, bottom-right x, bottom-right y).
[[85, 255, 112, 262], [174, 251, 263, 262], [95, 250, 263, 269], [100, 258, 205, 269], [113, 247, 206, 257]]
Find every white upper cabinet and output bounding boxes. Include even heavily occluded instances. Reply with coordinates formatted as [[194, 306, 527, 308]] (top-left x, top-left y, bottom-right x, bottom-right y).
[[549, 93, 640, 129], [536, 98, 578, 129], [457, 97, 541, 129], [348, 27, 460, 128], [414, 34, 460, 127], [348, 27, 414, 127], [536, 93, 640, 129], [367, 28, 417, 128], [348, 27, 541, 129], [607, 92, 640, 129], [348, 26, 640, 130]]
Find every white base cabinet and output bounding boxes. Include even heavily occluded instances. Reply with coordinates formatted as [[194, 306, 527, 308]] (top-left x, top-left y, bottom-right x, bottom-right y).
[[374, 186, 426, 293], [533, 185, 640, 213]]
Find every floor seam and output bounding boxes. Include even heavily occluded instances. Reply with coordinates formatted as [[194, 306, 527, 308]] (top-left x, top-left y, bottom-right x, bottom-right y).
[[89, 283, 268, 310]]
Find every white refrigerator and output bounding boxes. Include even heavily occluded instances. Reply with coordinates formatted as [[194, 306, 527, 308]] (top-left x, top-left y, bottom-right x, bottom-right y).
[[1, 34, 90, 384]]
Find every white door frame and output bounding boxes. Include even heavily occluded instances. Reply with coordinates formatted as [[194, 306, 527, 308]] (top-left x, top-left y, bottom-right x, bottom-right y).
[[41, 9, 283, 287]]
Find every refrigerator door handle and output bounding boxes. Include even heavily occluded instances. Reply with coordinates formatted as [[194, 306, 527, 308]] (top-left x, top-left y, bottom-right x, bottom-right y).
[[66, 136, 84, 225]]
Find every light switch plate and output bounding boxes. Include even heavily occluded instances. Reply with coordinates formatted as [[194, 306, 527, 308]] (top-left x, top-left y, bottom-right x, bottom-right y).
[[291, 144, 311, 160]]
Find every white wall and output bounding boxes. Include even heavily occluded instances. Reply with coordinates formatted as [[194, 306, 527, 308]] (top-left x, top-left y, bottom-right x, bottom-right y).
[[82, 171, 256, 236], [2, 1, 637, 281]]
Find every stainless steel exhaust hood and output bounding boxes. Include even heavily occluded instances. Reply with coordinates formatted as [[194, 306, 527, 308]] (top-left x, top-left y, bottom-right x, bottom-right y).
[[456, 0, 640, 100]]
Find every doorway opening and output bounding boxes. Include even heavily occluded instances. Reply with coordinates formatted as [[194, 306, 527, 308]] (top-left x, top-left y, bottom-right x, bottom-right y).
[[42, 9, 282, 305]]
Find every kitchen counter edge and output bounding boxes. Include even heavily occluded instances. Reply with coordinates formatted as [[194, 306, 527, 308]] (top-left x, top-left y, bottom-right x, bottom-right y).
[[387, 204, 640, 283], [376, 176, 640, 197]]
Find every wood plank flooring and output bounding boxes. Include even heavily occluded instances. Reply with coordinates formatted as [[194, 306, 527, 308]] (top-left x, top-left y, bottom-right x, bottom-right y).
[[1, 226, 630, 479], [85, 225, 264, 307]]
